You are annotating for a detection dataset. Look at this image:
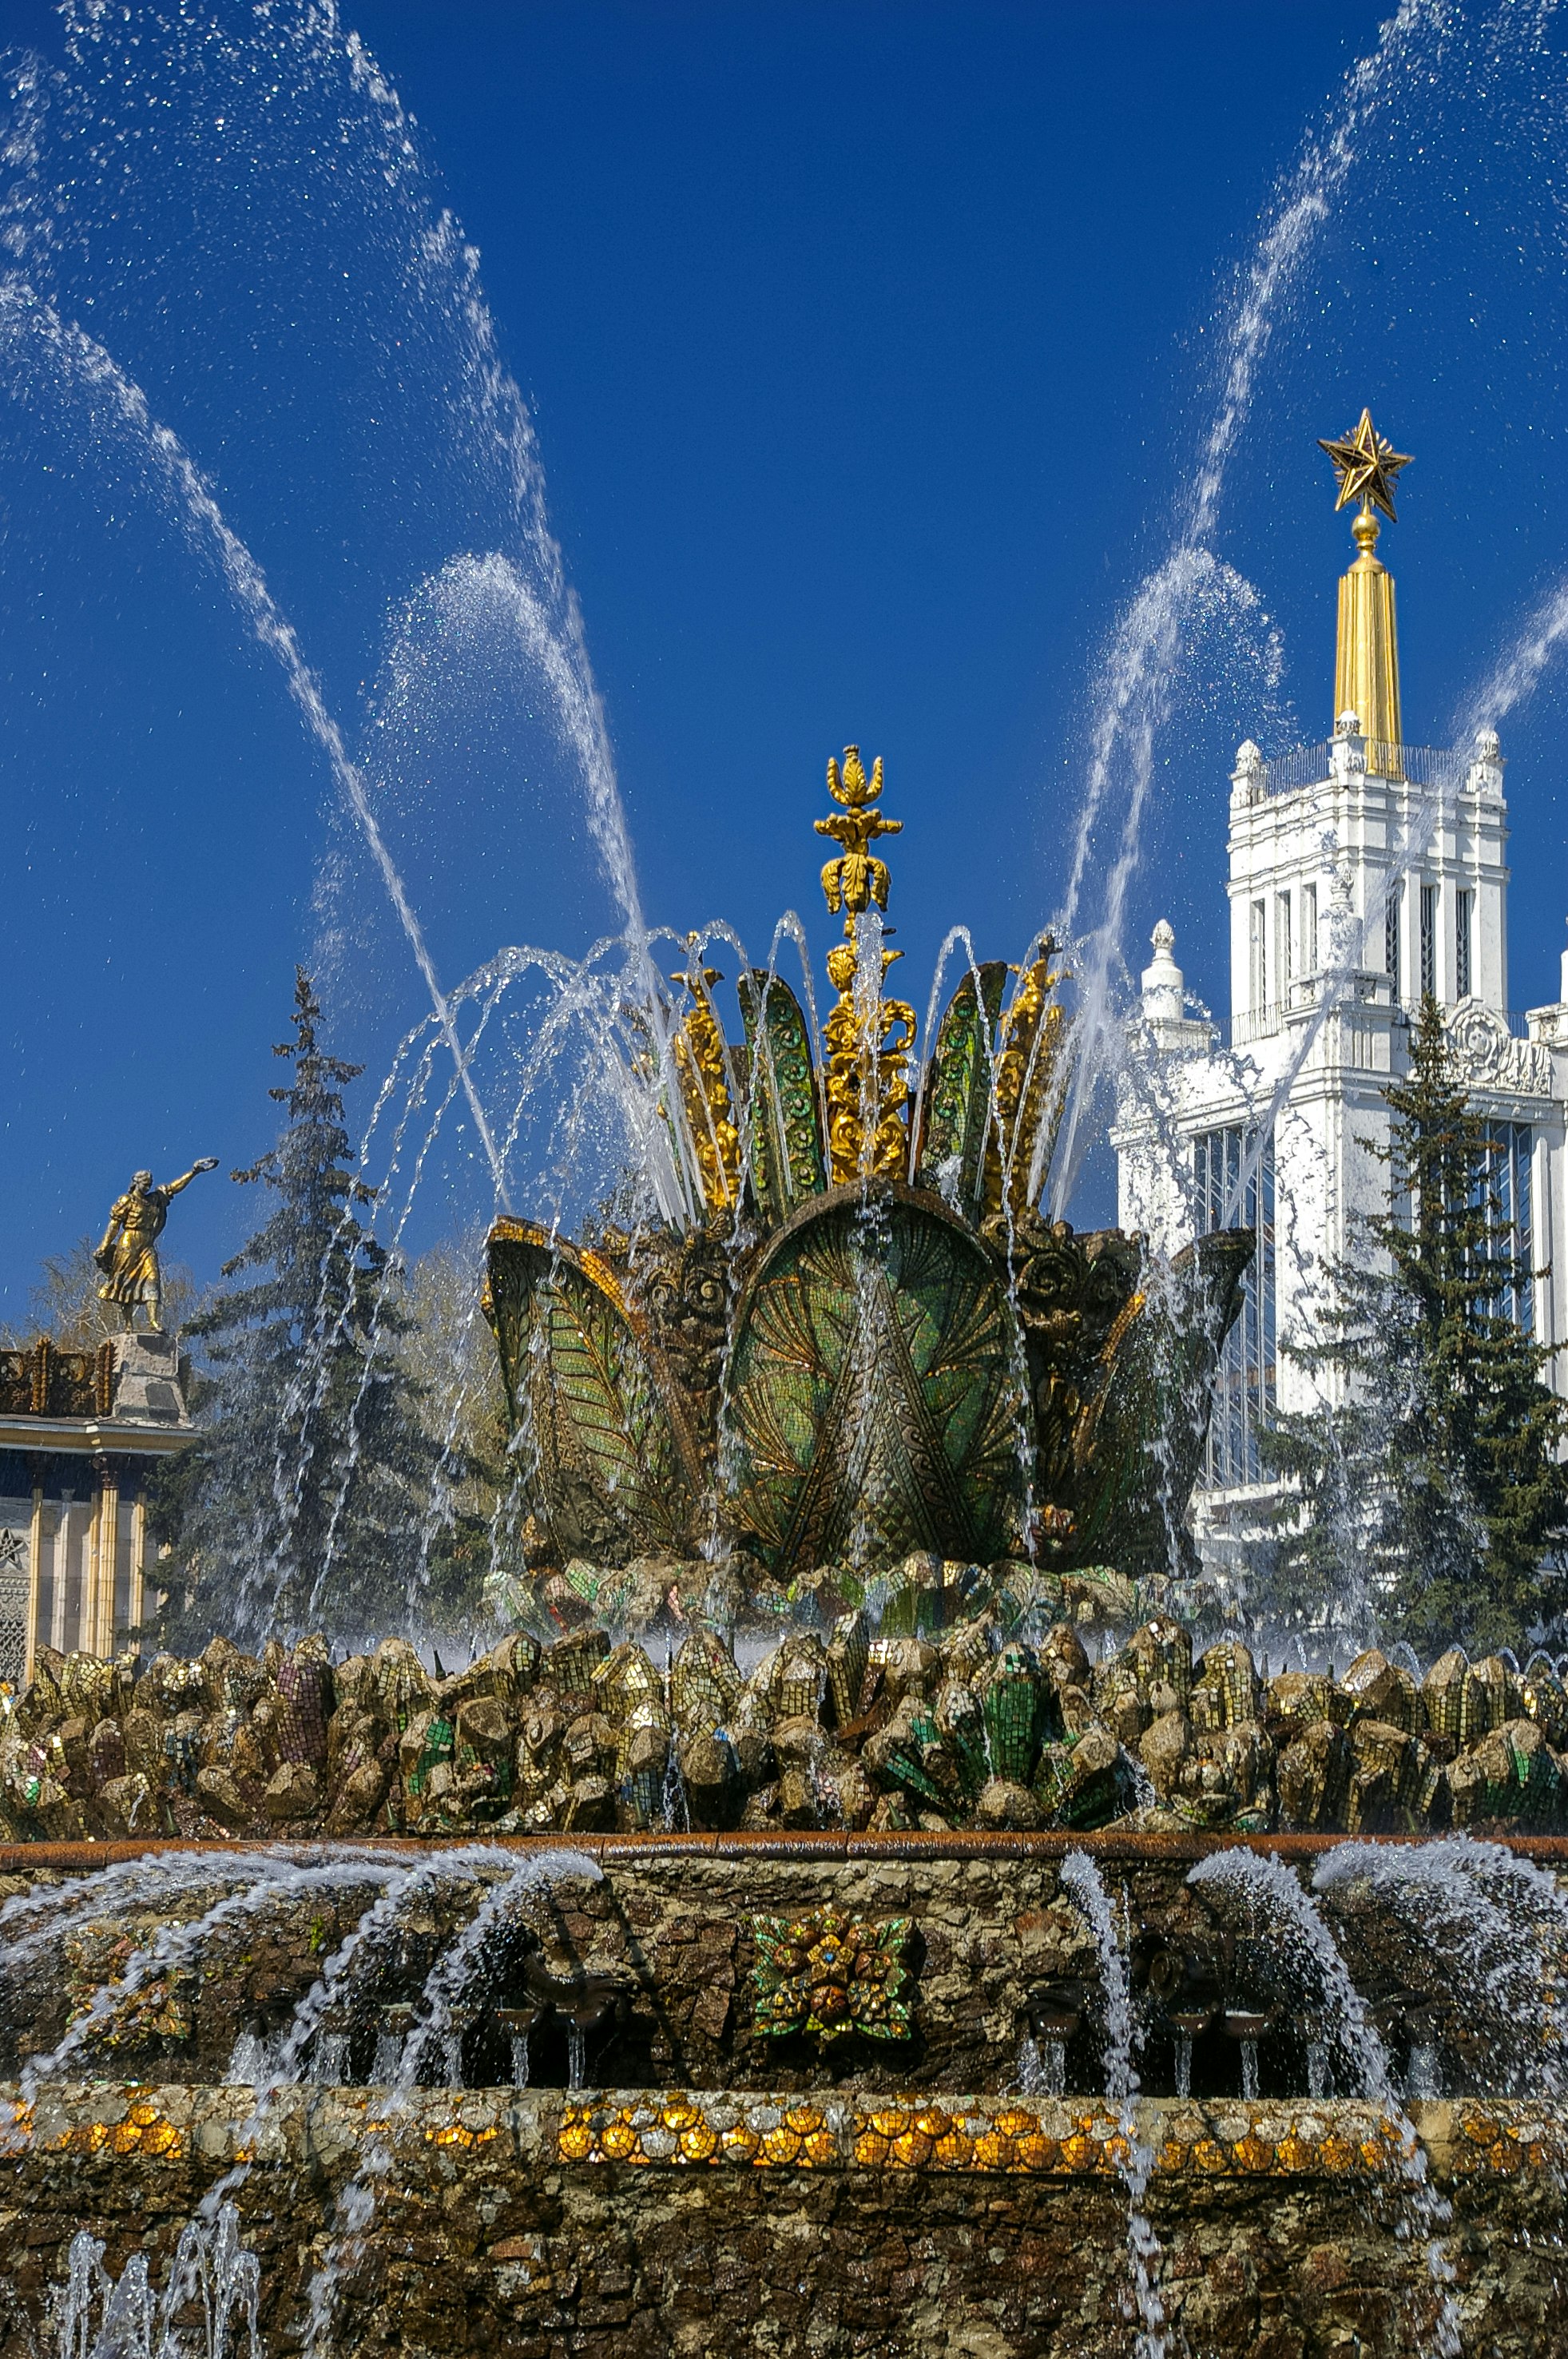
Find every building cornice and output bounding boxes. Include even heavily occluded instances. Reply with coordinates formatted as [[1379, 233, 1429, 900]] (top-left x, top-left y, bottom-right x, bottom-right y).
[[0, 1415, 198, 1460]]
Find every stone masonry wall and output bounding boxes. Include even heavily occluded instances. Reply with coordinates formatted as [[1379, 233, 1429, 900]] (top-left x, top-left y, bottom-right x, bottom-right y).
[[10, 1836, 1566, 2098], [0, 2084, 1563, 2358]]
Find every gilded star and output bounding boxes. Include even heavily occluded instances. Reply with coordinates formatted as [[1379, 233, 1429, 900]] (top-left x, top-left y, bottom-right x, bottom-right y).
[[1317, 407, 1413, 522]]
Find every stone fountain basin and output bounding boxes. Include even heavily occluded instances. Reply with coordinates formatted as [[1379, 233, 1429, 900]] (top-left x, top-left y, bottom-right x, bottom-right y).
[[2, 1833, 1565, 2355]]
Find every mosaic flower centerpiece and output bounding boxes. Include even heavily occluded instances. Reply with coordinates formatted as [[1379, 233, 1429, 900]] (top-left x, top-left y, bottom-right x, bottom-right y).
[[485, 750, 1252, 1595], [750, 1907, 917, 2044]]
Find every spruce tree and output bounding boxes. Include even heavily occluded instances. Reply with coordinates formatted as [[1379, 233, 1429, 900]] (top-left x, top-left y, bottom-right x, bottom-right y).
[[150, 969, 470, 1646], [1261, 995, 1568, 1654]]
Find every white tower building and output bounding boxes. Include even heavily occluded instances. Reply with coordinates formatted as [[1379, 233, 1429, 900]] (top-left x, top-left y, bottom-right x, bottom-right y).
[[1114, 413, 1568, 1571]]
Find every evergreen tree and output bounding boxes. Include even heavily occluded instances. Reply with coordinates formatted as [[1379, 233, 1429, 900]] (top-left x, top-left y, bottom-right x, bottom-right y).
[[150, 970, 478, 1646], [1260, 995, 1568, 1655]]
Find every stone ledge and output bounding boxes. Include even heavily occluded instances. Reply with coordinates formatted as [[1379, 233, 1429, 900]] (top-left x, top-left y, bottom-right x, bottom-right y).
[[6, 1827, 1568, 1871]]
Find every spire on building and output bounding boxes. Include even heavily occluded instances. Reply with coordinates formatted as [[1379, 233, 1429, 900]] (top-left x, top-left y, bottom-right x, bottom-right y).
[[1137, 919, 1211, 1052], [1318, 407, 1412, 757], [1141, 919, 1183, 1021]]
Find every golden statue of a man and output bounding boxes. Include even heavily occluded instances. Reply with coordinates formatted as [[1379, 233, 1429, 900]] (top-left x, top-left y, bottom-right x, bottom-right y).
[[94, 1159, 218, 1333]]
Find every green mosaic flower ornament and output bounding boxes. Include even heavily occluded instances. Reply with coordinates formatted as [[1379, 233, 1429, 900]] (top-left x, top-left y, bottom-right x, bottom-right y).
[[751, 1906, 915, 2043]]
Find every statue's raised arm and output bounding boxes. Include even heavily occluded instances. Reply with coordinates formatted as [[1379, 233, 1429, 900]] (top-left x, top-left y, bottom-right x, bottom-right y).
[[94, 1157, 219, 1333], [165, 1156, 220, 1197]]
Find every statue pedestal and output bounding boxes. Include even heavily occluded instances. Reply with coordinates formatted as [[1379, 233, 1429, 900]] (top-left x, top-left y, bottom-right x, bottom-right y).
[[111, 1331, 190, 1425]]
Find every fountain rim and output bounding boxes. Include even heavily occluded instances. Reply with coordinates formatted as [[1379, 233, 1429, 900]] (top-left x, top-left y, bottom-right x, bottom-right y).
[[6, 1828, 1568, 1871]]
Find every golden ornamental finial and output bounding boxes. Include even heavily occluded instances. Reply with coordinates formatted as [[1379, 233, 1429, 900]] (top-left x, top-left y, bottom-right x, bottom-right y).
[[826, 745, 882, 808], [1322, 413, 1407, 753], [1317, 407, 1412, 524], [816, 744, 902, 926], [812, 748, 915, 1181]]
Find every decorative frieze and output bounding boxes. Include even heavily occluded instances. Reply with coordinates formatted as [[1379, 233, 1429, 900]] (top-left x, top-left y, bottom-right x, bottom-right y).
[[1446, 999, 1554, 1098]]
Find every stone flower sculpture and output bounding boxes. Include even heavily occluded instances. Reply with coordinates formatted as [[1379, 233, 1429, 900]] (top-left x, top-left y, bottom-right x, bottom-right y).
[[751, 1906, 916, 2043], [485, 749, 1252, 1595]]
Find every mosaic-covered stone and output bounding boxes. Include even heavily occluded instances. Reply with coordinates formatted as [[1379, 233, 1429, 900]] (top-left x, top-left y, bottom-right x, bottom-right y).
[[751, 1907, 915, 2043]]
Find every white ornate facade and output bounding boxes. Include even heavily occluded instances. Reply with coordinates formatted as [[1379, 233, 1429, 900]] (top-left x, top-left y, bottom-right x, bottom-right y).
[[1113, 445, 1568, 1568]]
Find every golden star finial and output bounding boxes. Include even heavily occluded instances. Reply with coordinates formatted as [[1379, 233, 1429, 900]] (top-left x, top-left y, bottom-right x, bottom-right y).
[[1317, 407, 1413, 523]]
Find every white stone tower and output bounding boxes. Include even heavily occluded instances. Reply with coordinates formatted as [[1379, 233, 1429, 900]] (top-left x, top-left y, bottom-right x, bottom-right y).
[[1114, 413, 1568, 1563]]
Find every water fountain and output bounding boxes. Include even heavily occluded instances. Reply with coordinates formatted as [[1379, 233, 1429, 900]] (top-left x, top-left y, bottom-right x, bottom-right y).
[[6, 6, 1568, 2354], [481, 746, 1252, 1626], [3, 768, 1568, 2351]]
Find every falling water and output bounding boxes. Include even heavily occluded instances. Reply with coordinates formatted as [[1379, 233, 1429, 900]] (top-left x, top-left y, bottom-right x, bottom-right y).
[[22, 1857, 393, 2103], [1017, 2031, 1066, 2097], [223, 2029, 278, 2087], [57, 2230, 106, 2359], [510, 2031, 532, 2091], [0, 1, 685, 1290], [1408, 2041, 1443, 2099], [7, 0, 653, 944], [0, 286, 505, 1200], [661, 1748, 691, 1834], [1050, 0, 1445, 1217], [58, 2204, 261, 2359], [324, 15, 648, 956], [1457, 574, 1568, 744], [193, 1846, 527, 2240], [222, 926, 704, 1642], [364, 548, 646, 951], [1060, 1851, 1165, 2359], [75, 1852, 599, 2349], [1190, 1849, 1462, 2357], [371, 2022, 404, 2087], [0, 1849, 297, 1976], [1312, 1834, 1568, 2095], [299, 1850, 600, 2359], [309, 2032, 349, 2087]]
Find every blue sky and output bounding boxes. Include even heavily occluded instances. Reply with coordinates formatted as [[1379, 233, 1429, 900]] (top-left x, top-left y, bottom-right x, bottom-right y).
[[5, 0, 1568, 1312]]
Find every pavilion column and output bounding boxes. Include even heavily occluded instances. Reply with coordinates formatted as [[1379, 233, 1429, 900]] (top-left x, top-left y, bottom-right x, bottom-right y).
[[127, 1485, 147, 1646], [26, 1458, 44, 1682], [50, 1491, 69, 1654], [90, 1458, 120, 1660]]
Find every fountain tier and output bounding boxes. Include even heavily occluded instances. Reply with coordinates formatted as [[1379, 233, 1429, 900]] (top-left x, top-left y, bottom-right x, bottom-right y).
[[0, 1833, 1565, 2356]]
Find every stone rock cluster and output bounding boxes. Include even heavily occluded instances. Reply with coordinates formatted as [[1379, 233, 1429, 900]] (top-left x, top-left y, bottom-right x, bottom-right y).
[[2, 1570, 1566, 1841], [486, 1546, 1155, 1654]]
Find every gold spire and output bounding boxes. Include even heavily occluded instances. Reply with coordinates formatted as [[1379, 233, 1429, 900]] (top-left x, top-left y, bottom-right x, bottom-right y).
[[815, 747, 916, 1181], [1318, 408, 1411, 754]]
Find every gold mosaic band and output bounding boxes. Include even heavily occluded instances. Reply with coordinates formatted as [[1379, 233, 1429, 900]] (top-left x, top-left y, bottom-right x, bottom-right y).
[[1, 2087, 1554, 2185], [555, 2093, 1544, 2180]]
